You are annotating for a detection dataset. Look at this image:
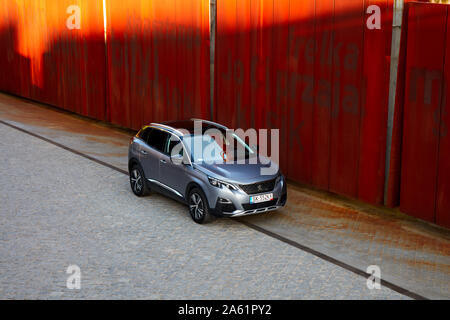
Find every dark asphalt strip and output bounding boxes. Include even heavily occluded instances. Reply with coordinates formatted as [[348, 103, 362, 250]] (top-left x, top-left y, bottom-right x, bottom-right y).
[[237, 220, 427, 300], [0, 119, 428, 300]]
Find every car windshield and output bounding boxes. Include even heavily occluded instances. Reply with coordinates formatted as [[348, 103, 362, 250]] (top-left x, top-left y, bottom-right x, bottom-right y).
[[182, 131, 255, 163]]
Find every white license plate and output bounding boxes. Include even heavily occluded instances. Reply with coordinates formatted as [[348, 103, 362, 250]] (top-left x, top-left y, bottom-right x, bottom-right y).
[[250, 193, 274, 204]]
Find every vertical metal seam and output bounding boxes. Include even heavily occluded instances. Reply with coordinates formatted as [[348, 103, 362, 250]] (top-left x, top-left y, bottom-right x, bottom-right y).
[[433, 5, 449, 222], [383, 0, 404, 205], [235, 0, 238, 127], [103, 0, 109, 122], [209, 0, 216, 121], [313, 0, 317, 185], [285, 0, 291, 178], [309, 0, 318, 184], [356, 0, 367, 199], [327, 0, 336, 191]]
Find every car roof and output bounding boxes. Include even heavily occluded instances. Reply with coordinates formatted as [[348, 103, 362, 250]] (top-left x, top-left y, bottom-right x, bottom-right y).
[[150, 119, 228, 137]]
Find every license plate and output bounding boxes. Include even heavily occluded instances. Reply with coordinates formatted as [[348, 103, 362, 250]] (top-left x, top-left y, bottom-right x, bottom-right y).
[[250, 193, 274, 204]]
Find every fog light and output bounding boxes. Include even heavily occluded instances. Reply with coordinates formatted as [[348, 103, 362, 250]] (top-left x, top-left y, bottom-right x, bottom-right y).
[[218, 198, 232, 204]]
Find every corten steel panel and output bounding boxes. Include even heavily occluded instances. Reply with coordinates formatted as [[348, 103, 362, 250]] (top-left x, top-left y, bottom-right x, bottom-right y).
[[196, 0, 211, 124], [385, 0, 423, 208], [235, 0, 251, 129], [215, 0, 275, 132], [328, 0, 365, 198], [270, 0, 290, 173], [311, 0, 334, 190], [436, 10, 450, 229], [358, 0, 392, 204], [166, 0, 177, 122], [175, 0, 185, 124], [215, 0, 237, 129], [252, 0, 275, 133], [215, 0, 393, 204], [0, 0, 106, 120], [400, 3, 448, 222], [106, 0, 210, 130], [287, 0, 315, 184], [216, 0, 292, 173]]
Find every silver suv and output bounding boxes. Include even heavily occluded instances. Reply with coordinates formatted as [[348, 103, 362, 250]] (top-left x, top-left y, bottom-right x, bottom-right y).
[[128, 119, 287, 224]]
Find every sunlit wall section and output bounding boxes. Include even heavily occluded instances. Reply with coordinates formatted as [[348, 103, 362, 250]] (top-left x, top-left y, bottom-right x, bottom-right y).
[[106, 0, 210, 129], [0, 0, 19, 94], [0, 0, 106, 119]]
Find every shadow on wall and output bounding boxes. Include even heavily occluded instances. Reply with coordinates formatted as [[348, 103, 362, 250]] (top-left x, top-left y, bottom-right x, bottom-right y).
[[0, 23, 106, 120]]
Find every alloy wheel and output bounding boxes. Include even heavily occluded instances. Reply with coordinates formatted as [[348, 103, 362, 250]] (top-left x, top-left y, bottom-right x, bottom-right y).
[[189, 193, 204, 220], [130, 169, 143, 194]]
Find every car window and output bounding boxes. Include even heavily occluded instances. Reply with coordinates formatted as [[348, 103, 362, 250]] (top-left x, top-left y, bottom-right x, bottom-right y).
[[138, 127, 153, 143], [167, 136, 183, 156], [183, 132, 255, 163], [168, 135, 192, 165], [147, 129, 170, 153]]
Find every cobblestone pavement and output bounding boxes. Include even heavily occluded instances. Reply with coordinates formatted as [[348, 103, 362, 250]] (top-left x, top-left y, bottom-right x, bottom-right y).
[[240, 189, 450, 299], [2, 93, 450, 300], [0, 115, 407, 299]]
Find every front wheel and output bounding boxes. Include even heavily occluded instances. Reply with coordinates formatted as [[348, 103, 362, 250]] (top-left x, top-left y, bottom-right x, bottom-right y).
[[188, 188, 214, 224], [130, 164, 150, 197]]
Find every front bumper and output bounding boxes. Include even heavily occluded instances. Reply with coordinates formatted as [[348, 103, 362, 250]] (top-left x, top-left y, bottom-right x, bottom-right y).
[[208, 176, 287, 217]]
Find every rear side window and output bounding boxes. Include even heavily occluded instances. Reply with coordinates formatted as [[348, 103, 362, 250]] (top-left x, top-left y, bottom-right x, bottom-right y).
[[138, 127, 153, 143], [147, 129, 170, 153]]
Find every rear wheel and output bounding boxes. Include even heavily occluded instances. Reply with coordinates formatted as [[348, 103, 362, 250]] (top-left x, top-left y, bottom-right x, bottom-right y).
[[130, 164, 150, 197], [188, 188, 214, 224]]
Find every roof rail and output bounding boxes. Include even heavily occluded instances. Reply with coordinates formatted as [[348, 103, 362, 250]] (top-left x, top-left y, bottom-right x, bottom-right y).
[[150, 123, 185, 136], [190, 118, 229, 130]]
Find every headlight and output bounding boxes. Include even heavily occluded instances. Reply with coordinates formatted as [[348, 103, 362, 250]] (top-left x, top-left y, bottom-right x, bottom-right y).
[[208, 176, 238, 191]]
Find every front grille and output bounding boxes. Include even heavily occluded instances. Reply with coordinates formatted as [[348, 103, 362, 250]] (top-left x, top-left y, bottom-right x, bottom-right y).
[[242, 199, 278, 211], [239, 178, 276, 195]]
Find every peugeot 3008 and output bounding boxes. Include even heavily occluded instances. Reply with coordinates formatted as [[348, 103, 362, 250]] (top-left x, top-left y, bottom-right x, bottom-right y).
[[128, 119, 287, 224]]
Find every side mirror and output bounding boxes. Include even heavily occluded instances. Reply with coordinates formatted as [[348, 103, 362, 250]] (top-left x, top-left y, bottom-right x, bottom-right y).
[[170, 153, 184, 166]]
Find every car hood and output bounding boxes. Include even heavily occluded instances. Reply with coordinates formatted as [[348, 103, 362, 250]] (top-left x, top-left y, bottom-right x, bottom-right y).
[[194, 156, 279, 183]]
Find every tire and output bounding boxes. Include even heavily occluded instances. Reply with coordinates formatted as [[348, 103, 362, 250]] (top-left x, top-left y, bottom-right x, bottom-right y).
[[130, 164, 150, 197], [188, 188, 215, 224]]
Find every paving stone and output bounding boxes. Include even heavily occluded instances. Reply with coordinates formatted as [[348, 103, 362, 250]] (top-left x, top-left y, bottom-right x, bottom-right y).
[[0, 124, 407, 299]]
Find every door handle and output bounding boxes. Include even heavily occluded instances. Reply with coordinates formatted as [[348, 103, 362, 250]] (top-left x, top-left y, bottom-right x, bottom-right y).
[[140, 150, 148, 155], [160, 159, 167, 164]]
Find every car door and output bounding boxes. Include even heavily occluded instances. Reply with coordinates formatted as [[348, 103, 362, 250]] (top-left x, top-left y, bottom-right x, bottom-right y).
[[135, 127, 155, 180], [158, 134, 190, 198], [139, 128, 170, 182]]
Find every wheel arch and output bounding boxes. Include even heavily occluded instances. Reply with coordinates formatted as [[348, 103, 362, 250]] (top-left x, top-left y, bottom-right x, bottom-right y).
[[128, 158, 140, 173], [185, 182, 204, 201]]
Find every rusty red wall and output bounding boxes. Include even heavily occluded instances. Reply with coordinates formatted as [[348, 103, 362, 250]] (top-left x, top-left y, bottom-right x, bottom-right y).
[[438, 16, 450, 228], [399, 2, 450, 228], [215, 0, 393, 205], [106, 0, 210, 130], [0, 0, 106, 120]]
